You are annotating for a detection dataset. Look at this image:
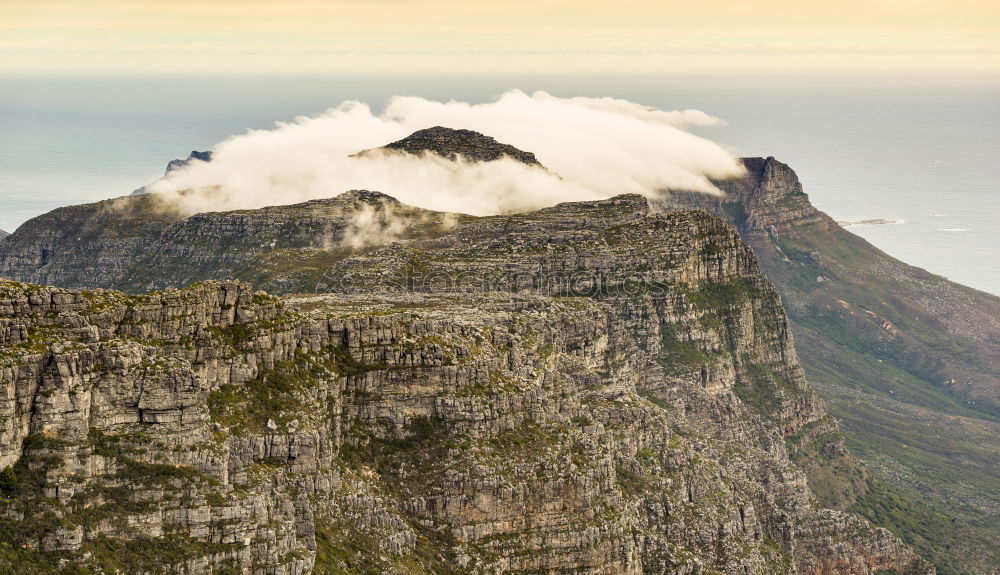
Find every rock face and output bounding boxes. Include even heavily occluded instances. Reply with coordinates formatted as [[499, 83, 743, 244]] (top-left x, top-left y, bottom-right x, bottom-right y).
[[0, 190, 462, 293], [132, 151, 213, 195], [0, 230, 8, 240], [660, 158, 1000, 573], [369, 126, 542, 166], [0, 196, 930, 574], [166, 150, 213, 174], [1, 135, 995, 571]]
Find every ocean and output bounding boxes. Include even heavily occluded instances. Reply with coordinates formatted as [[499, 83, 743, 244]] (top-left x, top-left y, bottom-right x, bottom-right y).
[[1, 75, 998, 295]]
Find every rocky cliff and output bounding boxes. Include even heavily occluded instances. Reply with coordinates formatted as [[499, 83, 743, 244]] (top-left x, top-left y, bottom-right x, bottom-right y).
[[0, 195, 929, 574], [659, 158, 1000, 574], [3, 128, 993, 572]]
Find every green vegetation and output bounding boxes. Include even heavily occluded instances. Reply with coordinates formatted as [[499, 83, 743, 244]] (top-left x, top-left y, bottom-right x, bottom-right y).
[[0, 467, 15, 492], [659, 324, 714, 370], [340, 416, 452, 493], [786, 417, 867, 511], [740, 212, 1000, 574], [80, 535, 235, 575], [207, 344, 395, 432], [686, 278, 760, 311], [485, 420, 557, 453], [615, 463, 653, 496], [0, 427, 236, 574], [234, 247, 355, 293], [331, 344, 388, 376], [209, 349, 327, 431], [87, 428, 211, 486], [851, 478, 990, 575], [0, 438, 66, 551], [0, 545, 71, 575], [207, 323, 257, 351], [773, 236, 829, 293], [732, 361, 801, 417], [313, 517, 464, 575], [313, 519, 385, 575]]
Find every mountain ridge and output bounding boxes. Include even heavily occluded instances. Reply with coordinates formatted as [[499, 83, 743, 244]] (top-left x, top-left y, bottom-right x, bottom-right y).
[[0, 195, 930, 573], [1, 128, 997, 572], [675, 157, 1000, 573]]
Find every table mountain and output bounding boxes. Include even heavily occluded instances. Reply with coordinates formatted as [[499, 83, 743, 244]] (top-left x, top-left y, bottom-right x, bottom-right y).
[[1, 127, 996, 572], [0, 195, 929, 573]]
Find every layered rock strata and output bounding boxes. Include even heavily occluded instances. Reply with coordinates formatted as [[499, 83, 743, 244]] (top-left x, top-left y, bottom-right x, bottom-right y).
[[0, 196, 930, 574]]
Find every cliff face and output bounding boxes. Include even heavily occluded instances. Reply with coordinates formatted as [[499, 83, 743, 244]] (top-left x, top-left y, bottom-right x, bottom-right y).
[[0, 196, 929, 574], [660, 158, 1000, 573], [2, 129, 991, 571]]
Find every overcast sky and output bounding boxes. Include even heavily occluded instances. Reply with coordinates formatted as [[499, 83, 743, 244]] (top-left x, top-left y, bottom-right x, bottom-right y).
[[2, 0, 998, 75]]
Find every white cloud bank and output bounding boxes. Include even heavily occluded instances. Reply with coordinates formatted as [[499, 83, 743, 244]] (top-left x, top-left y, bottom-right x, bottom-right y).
[[147, 90, 744, 216]]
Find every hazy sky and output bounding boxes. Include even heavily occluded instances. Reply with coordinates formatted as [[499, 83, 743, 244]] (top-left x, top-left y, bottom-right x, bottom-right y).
[[2, 1, 998, 75]]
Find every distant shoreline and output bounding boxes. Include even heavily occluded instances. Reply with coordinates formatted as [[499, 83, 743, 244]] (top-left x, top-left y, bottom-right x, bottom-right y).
[[837, 218, 905, 227]]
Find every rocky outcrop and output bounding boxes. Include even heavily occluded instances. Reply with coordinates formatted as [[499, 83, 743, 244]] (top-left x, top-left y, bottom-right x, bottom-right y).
[[166, 150, 213, 174], [365, 126, 542, 166], [656, 157, 1000, 572], [655, 156, 832, 240], [132, 150, 213, 195], [0, 230, 8, 240], [0, 196, 930, 574]]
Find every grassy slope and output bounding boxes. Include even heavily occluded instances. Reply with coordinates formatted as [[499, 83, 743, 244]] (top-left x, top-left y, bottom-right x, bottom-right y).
[[745, 216, 1000, 575]]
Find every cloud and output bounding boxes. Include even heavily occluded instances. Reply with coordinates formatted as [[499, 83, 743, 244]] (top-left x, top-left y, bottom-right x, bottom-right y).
[[340, 202, 399, 249], [147, 89, 744, 217]]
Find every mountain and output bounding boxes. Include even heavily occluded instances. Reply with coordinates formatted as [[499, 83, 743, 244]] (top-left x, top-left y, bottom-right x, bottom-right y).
[[1, 127, 998, 572], [659, 158, 1000, 575], [0, 195, 929, 574], [0, 230, 8, 240], [131, 150, 213, 195], [361, 125, 542, 165], [165, 150, 213, 173]]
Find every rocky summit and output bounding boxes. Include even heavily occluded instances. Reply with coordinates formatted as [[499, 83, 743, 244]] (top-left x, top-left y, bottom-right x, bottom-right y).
[[132, 151, 214, 195], [369, 126, 542, 166], [166, 150, 213, 174], [0, 194, 930, 574]]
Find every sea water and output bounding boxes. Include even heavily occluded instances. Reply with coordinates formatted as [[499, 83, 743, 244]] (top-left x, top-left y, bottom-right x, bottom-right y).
[[1, 75, 998, 295]]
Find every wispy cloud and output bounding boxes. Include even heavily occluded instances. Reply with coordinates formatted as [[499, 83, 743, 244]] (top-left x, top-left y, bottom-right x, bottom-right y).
[[146, 90, 743, 216]]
